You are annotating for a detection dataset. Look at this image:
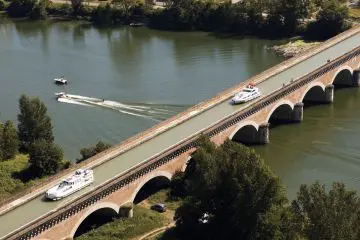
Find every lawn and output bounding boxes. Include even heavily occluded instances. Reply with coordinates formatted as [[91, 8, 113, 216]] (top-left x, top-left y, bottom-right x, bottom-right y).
[[146, 189, 183, 211], [76, 205, 169, 240], [0, 154, 40, 200]]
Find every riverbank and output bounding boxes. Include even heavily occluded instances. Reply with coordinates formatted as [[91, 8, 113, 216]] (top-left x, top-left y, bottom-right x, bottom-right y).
[[269, 39, 322, 58]]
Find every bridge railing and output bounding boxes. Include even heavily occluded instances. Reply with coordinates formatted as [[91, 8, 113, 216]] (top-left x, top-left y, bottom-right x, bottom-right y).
[[6, 35, 360, 240]]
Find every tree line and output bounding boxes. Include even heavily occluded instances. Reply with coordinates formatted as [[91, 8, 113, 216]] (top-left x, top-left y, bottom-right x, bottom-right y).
[[1, 0, 351, 40], [163, 136, 360, 240], [0, 95, 65, 178]]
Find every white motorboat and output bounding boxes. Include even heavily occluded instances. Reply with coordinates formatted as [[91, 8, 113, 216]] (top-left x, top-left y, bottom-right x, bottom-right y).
[[54, 76, 68, 85], [55, 92, 67, 99], [45, 169, 94, 200], [232, 84, 261, 104]]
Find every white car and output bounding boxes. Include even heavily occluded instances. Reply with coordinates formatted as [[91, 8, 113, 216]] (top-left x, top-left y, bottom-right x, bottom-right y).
[[45, 169, 94, 200], [232, 85, 261, 104]]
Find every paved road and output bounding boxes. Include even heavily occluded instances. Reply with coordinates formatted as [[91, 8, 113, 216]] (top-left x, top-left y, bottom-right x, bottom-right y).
[[1, 30, 360, 239]]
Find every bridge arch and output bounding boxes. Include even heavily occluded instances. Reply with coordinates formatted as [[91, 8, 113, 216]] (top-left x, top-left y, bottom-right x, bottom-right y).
[[229, 121, 259, 144], [301, 82, 326, 103], [70, 202, 119, 238], [182, 155, 194, 172], [266, 100, 294, 124], [131, 171, 172, 204], [331, 66, 353, 86]]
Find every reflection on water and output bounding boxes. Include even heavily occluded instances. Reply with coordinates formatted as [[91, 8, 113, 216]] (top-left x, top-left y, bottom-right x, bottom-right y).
[[0, 20, 283, 160], [255, 88, 360, 198]]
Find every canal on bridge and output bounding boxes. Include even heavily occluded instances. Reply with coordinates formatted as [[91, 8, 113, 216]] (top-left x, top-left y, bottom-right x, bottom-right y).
[[1, 19, 360, 209]]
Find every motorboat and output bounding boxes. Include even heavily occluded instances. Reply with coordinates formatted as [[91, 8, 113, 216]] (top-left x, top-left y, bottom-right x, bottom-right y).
[[45, 169, 94, 200], [55, 92, 67, 99], [232, 83, 261, 104], [130, 22, 145, 27], [54, 76, 68, 85]]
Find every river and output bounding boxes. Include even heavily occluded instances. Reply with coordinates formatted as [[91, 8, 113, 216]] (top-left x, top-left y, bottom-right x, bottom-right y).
[[0, 19, 359, 198]]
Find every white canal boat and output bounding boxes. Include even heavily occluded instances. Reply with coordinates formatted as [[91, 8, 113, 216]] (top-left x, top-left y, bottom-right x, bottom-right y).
[[45, 169, 94, 200], [232, 84, 261, 104]]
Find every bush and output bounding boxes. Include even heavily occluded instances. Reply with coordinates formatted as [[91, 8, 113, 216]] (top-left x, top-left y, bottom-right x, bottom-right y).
[[77, 141, 111, 163], [47, 3, 73, 16], [0, 0, 6, 11], [28, 139, 63, 177], [6, 0, 36, 18]]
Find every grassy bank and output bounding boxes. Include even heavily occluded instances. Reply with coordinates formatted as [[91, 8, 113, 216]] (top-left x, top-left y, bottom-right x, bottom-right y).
[[0, 154, 40, 200], [76, 205, 169, 240], [270, 39, 321, 58], [75, 189, 182, 240]]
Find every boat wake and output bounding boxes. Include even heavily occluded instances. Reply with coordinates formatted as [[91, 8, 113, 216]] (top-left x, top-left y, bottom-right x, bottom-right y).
[[57, 94, 187, 122]]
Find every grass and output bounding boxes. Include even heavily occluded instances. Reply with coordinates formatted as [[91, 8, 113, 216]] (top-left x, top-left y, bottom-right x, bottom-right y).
[[0, 154, 41, 200], [147, 189, 183, 211], [349, 8, 360, 19], [76, 205, 169, 240]]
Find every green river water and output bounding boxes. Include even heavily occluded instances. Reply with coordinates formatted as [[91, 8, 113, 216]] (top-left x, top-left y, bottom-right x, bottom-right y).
[[1, 19, 360, 198]]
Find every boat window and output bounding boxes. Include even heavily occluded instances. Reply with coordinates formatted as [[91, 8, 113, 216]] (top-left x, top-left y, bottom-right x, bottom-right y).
[[243, 89, 251, 92]]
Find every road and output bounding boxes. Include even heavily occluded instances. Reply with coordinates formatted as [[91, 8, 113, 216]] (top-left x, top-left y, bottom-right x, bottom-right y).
[[1, 28, 360, 239]]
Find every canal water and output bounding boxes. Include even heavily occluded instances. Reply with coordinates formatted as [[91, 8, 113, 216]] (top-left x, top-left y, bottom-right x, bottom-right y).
[[0, 19, 359, 198]]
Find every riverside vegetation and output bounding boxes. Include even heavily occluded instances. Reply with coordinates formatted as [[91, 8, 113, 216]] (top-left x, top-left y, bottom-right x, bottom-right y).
[[0, 95, 110, 204], [0, 0, 353, 40], [72, 136, 360, 240]]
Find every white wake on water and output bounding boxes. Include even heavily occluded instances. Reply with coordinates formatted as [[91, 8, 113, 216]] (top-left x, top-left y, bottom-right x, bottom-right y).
[[56, 94, 186, 122]]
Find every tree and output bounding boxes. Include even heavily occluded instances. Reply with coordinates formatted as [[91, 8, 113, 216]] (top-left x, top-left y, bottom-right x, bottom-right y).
[[0, 0, 6, 11], [1, 121, 19, 160], [71, 0, 83, 16], [174, 137, 290, 239], [77, 141, 112, 163], [6, 0, 36, 18], [291, 182, 360, 240], [17, 95, 54, 152], [29, 0, 48, 20], [28, 139, 63, 177], [112, 0, 136, 20], [306, 0, 349, 40]]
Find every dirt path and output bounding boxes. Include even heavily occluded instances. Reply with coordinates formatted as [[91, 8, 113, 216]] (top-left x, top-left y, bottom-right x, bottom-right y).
[[136, 222, 175, 240]]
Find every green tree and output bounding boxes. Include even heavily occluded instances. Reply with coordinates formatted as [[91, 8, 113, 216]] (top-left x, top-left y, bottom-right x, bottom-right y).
[[306, 0, 349, 40], [77, 141, 112, 163], [174, 137, 290, 239], [6, 0, 36, 18], [29, 0, 48, 20], [71, 0, 83, 15], [28, 139, 63, 177], [1, 121, 19, 160], [17, 95, 54, 152], [0, 0, 6, 11], [291, 182, 360, 240]]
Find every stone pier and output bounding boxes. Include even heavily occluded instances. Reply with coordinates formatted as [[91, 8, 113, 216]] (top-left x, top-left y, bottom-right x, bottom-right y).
[[291, 103, 304, 122], [353, 69, 360, 87], [257, 123, 269, 144], [325, 84, 334, 103]]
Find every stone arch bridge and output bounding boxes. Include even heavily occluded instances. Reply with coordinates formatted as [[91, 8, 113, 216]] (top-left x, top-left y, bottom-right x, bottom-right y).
[[2, 27, 360, 240]]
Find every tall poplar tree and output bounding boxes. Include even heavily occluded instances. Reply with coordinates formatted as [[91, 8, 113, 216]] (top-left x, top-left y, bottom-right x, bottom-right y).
[[17, 95, 54, 152]]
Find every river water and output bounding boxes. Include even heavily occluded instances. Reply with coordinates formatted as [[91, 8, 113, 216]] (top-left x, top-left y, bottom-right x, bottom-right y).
[[0, 19, 359, 198]]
